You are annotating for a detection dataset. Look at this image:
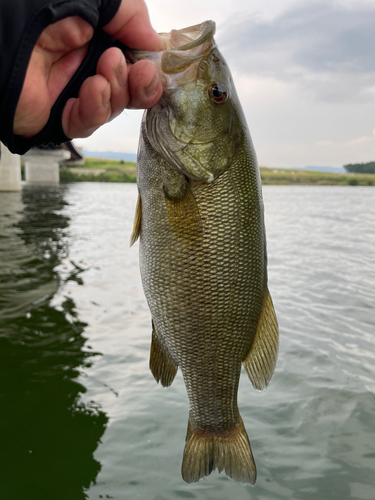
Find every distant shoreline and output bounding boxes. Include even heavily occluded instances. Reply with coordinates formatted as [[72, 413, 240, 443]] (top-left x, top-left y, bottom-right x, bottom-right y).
[[60, 159, 374, 186], [259, 167, 374, 186]]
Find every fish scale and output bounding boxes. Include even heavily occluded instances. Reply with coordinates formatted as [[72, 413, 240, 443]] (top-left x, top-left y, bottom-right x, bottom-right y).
[[130, 20, 279, 485]]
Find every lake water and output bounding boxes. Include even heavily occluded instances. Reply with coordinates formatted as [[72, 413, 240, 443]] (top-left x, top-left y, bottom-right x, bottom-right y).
[[0, 183, 374, 500]]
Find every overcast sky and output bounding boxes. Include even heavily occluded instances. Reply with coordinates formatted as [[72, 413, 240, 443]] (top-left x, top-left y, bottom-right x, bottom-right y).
[[77, 0, 375, 168]]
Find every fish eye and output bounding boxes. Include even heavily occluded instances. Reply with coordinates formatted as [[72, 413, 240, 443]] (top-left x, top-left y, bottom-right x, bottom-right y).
[[208, 83, 228, 104]]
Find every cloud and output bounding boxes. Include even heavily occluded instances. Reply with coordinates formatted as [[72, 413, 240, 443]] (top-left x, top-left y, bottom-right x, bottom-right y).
[[312, 128, 375, 164], [254, 127, 375, 168], [220, 1, 375, 102], [317, 128, 375, 147]]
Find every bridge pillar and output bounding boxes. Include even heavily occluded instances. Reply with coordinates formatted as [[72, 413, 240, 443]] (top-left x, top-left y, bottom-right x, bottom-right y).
[[0, 143, 22, 191], [23, 148, 70, 183]]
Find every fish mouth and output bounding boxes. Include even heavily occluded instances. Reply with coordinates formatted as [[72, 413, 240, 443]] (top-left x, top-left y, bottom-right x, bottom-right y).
[[125, 22, 216, 86], [159, 21, 216, 52], [127, 21, 215, 58]]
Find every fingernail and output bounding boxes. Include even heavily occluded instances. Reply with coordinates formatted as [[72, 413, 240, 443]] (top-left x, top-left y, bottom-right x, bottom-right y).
[[145, 74, 159, 97], [115, 54, 127, 87]]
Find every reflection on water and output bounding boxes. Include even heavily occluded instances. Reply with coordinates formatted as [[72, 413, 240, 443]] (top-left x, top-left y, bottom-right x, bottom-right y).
[[0, 186, 107, 500]]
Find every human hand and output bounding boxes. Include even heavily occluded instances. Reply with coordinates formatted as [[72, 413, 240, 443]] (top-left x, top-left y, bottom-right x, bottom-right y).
[[13, 0, 164, 140]]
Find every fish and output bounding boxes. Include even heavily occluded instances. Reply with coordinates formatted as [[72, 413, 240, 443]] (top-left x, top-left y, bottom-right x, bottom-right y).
[[128, 20, 279, 485]]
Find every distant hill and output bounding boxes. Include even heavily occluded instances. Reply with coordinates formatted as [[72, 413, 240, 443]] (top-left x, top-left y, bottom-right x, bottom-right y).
[[82, 150, 137, 162]]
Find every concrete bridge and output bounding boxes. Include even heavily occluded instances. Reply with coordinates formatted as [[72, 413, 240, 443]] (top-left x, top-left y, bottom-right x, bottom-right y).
[[0, 142, 84, 191]]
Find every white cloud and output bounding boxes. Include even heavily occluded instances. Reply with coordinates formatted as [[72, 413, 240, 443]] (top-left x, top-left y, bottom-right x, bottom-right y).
[[313, 129, 375, 165], [256, 128, 375, 167], [346, 129, 375, 146]]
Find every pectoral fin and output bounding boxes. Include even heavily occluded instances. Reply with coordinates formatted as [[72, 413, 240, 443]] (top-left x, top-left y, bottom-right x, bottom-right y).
[[243, 288, 279, 391], [130, 193, 142, 246], [164, 181, 202, 240], [150, 323, 178, 387]]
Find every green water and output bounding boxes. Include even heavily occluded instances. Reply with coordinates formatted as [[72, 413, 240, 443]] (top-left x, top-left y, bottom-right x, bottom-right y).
[[1, 183, 374, 499]]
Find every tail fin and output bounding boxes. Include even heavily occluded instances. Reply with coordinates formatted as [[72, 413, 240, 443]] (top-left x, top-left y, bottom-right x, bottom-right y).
[[181, 416, 256, 485]]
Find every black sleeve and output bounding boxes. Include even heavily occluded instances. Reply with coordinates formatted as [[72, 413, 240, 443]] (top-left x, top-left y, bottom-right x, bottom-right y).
[[0, 0, 122, 154]]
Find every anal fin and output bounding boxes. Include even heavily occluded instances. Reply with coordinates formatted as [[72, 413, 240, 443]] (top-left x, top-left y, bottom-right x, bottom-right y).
[[130, 192, 142, 246], [150, 323, 178, 388], [243, 288, 279, 391]]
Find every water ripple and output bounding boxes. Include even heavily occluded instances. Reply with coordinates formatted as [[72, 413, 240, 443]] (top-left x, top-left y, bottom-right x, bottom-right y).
[[1, 184, 374, 499]]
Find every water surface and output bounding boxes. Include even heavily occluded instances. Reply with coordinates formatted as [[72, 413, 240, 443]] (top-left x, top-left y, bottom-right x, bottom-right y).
[[0, 183, 374, 500]]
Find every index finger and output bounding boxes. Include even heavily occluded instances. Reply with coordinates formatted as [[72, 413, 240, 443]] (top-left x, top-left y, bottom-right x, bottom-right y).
[[103, 0, 165, 51]]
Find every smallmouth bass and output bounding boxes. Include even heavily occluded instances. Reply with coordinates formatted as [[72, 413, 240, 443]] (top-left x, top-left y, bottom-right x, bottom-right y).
[[129, 20, 278, 484]]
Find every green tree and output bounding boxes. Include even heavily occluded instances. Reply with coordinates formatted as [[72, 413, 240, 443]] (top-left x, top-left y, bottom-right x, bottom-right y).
[[344, 161, 375, 174]]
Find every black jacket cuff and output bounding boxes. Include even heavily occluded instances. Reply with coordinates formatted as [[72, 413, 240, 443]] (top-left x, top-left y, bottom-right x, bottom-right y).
[[0, 0, 122, 154]]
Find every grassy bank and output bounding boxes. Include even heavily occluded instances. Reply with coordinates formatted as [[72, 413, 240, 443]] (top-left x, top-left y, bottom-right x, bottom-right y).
[[260, 167, 374, 186], [59, 158, 375, 186], [60, 158, 137, 183]]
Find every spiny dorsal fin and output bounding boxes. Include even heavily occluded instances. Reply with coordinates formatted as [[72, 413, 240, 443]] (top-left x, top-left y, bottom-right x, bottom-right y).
[[243, 288, 279, 391], [164, 182, 202, 241], [182, 416, 256, 484], [130, 193, 142, 246], [150, 323, 178, 388]]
